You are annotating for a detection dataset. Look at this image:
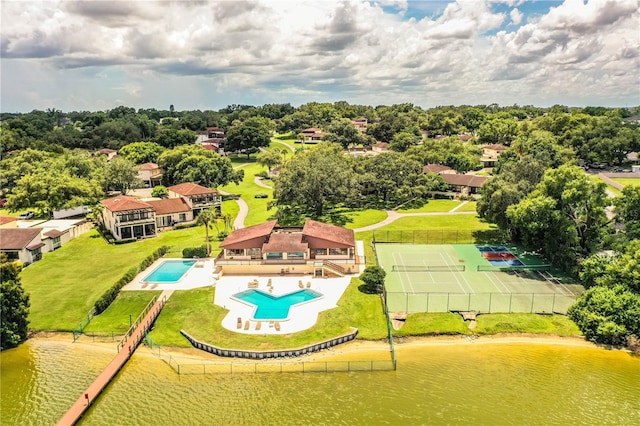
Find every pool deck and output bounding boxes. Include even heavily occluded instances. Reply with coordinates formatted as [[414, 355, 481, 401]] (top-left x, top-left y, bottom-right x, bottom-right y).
[[123, 258, 215, 291], [214, 275, 351, 335]]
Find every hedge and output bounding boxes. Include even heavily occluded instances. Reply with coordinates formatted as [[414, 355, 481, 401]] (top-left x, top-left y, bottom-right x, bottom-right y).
[[93, 245, 169, 314], [182, 245, 208, 258]]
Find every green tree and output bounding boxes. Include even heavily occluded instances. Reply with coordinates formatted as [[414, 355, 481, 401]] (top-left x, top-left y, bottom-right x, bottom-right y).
[[225, 116, 274, 158], [0, 255, 30, 350], [614, 186, 640, 240], [273, 143, 358, 218], [104, 157, 140, 195], [506, 165, 609, 270], [151, 185, 169, 198], [118, 142, 166, 165], [256, 149, 283, 172], [154, 128, 197, 148], [196, 207, 220, 256], [158, 145, 243, 187], [389, 131, 422, 152], [359, 266, 386, 294], [323, 119, 365, 149]]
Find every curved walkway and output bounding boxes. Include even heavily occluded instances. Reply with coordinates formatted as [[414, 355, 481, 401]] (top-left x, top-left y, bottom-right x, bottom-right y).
[[219, 163, 252, 230], [254, 176, 273, 189]]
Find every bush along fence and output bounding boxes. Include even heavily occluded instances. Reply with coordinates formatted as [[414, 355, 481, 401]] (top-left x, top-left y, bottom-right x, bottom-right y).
[[92, 246, 170, 315]]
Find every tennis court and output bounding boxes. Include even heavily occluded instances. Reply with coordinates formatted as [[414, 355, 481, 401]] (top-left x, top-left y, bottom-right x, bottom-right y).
[[375, 244, 583, 314]]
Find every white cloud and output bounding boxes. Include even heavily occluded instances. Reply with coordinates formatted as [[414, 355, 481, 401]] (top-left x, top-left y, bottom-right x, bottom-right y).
[[1, 0, 638, 111]]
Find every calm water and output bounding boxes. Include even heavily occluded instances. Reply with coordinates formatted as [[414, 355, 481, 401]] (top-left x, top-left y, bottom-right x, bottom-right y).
[[1, 339, 639, 425], [143, 260, 196, 283], [234, 289, 322, 320]]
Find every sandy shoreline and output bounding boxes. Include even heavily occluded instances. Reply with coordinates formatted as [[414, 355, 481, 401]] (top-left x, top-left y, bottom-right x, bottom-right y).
[[25, 332, 605, 364]]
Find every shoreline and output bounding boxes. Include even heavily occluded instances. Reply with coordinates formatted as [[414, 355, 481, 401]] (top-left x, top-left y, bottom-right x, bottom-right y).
[[22, 332, 615, 364]]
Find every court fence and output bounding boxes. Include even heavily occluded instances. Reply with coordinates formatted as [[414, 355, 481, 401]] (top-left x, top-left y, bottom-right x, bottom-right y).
[[373, 229, 504, 245], [387, 292, 577, 315]]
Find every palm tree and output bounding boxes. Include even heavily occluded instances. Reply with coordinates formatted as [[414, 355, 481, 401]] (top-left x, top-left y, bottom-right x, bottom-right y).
[[196, 207, 220, 257]]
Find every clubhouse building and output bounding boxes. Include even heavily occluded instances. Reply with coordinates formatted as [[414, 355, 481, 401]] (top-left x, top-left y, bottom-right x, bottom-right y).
[[216, 219, 364, 277]]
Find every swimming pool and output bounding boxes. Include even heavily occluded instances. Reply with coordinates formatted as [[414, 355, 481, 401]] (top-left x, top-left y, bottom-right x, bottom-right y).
[[233, 289, 322, 320], [143, 260, 196, 283]]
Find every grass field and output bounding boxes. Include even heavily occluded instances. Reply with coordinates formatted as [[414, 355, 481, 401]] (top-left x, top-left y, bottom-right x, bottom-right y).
[[220, 161, 276, 226], [84, 291, 161, 333], [20, 227, 215, 331], [377, 243, 582, 314], [397, 199, 472, 213]]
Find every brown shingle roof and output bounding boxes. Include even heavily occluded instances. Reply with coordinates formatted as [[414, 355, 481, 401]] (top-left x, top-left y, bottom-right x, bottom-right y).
[[136, 162, 160, 170], [483, 144, 508, 151], [101, 196, 153, 212], [168, 182, 219, 196], [220, 220, 278, 248], [423, 164, 453, 174], [302, 219, 355, 247], [262, 233, 308, 253], [441, 174, 489, 188], [0, 228, 42, 250], [146, 198, 191, 215], [44, 229, 64, 238]]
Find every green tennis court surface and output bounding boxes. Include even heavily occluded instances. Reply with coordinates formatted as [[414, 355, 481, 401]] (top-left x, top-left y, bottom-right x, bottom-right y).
[[375, 244, 584, 314]]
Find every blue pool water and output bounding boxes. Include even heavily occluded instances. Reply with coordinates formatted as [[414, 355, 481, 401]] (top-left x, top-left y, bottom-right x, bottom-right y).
[[143, 260, 196, 283], [478, 245, 509, 252], [233, 289, 322, 320]]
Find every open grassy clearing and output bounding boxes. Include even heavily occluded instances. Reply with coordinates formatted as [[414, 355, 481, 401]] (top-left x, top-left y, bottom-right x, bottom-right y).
[[85, 291, 161, 333], [393, 313, 581, 337], [21, 226, 214, 331], [397, 199, 469, 213], [149, 278, 387, 349], [611, 178, 640, 187], [591, 175, 622, 196], [342, 209, 388, 229], [374, 213, 493, 231], [220, 162, 276, 226]]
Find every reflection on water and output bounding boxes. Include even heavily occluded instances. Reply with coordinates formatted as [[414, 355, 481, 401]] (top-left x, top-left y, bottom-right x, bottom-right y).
[[2, 338, 639, 426]]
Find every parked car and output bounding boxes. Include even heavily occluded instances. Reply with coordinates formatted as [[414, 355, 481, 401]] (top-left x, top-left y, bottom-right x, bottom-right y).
[[18, 211, 35, 220], [0, 199, 6, 208], [254, 193, 269, 199]]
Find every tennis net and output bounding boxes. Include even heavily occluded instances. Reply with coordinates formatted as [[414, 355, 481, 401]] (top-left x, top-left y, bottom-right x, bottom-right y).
[[392, 265, 465, 272]]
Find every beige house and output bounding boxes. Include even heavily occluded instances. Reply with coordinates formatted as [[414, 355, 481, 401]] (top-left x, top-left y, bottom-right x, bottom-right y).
[[146, 198, 193, 229], [423, 164, 455, 175], [136, 163, 163, 188], [351, 117, 368, 132], [101, 196, 157, 240], [0, 228, 44, 263], [441, 174, 489, 195], [481, 144, 509, 167], [216, 220, 361, 277], [168, 183, 222, 215], [300, 128, 325, 143]]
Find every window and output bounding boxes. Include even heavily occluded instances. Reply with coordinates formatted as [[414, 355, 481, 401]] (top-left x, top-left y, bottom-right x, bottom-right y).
[[313, 248, 327, 255], [226, 249, 244, 256], [52, 236, 61, 248], [287, 252, 304, 259], [329, 248, 348, 256], [121, 227, 132, 239], [179, 213, 186, 222], [247, 248, 261, 258], [266, 252, 283, 259]]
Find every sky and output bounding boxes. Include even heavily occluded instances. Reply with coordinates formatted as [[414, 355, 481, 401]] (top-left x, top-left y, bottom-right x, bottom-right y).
[[1, 0, 639, 112]]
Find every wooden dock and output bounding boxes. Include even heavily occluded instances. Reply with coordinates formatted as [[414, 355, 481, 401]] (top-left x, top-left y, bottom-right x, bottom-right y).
[[56, 290, 172, 426]]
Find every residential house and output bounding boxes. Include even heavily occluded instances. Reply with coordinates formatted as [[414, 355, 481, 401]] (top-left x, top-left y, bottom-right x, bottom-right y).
[[136, 163, 163, 188], [0, 228, 44, 263], [423, 164, 455, 175], [371, 142, 389, 153], [351, 117, 368, 132], [441, 174, 489, 195], [0, 216, 17, 228], [101, 196, 157, 241], [481, 144, 509, 168], [97, 148, 118, 162], [201, 127, 226, 154], [300, 128, 325, 143], [216, 219, 361, 276], [168, 182, 222, 216], [146, 197, 193, 229]]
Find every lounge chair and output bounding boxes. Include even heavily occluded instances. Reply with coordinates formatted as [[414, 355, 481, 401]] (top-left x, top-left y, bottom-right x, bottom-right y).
[[306, 282, 311, 288], [150, 283, 158, 289], [274, 322, 281, 331], [298, 281, 304, 288], [141, 282, 149, 289], [255, 321, 262, 331], [237, 317, 242, 329], [244, 320, 250, 330]]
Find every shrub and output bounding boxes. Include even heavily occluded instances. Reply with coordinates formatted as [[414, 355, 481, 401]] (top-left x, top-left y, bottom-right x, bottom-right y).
[[217, 231, 229, 241], [182, 245, 208, 258]]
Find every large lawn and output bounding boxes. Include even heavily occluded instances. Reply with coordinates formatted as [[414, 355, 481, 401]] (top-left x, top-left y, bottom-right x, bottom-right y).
[[220, 162, 276, 226], [21, 227, 214, 331], [149, 278, 387, 349], [342, 209, 388, 229], [84, 291, 161, 333], [397, 199, 474, 213]]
